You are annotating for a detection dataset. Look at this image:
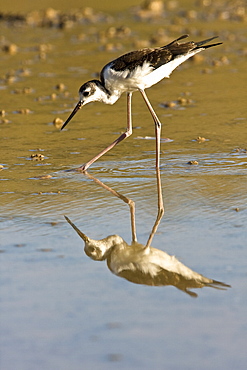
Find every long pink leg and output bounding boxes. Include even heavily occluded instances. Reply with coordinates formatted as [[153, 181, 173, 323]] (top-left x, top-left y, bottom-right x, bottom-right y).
[[138, 89, 164, 247], [77, 92, 133, 171], [139, 89, 162, 169]]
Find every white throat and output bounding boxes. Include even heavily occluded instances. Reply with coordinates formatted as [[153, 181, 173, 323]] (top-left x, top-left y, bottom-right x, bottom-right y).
[[81, 84, 120, 106]]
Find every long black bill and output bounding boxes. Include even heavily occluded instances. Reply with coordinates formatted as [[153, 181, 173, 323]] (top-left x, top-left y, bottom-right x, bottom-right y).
[[64, 215, 90, 243], [60, 100, 83, 130]]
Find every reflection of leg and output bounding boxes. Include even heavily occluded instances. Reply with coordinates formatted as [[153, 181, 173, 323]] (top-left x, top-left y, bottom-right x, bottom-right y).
[[84, 171, 137, 243], [139, 89, 162, 169], [146, 168, 164, 248], [78, 92, 133, 171]]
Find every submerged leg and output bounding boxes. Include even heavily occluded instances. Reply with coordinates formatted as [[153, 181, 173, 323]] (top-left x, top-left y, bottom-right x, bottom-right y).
[[77, 92, 133, 171], [139, 89, 162, 169]]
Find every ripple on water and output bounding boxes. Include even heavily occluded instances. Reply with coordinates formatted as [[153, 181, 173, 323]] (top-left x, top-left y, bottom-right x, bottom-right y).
[[64, 150, 246, 177]]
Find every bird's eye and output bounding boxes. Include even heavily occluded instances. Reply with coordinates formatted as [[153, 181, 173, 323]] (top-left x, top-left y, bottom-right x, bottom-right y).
[[83, 91, 90, 97], [86, 246, 95, 254]]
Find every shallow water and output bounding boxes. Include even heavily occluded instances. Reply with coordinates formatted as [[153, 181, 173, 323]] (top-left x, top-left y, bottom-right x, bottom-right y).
[[1, 1, 247, 369]]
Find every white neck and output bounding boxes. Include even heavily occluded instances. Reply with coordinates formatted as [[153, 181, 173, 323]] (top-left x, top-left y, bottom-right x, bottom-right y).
[[84, 83, 120, 105], [98, 85, 121, 105]]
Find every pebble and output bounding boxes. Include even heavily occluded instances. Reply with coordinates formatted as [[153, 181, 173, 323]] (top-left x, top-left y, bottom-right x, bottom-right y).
[[187, 160, 199, 165], [13, 87, 33, 94], [161, 96, 193, 108], [30, 153, 45, 160], [55, 83, 66, 91], [196, 136, 207, 143], [0, 118, 10, 124], [134, 0, 165, 20], [16, 108, 31, 114], [50, 93, 57, 100], [2, 43, 18, 54], [161, 101, 177, 108], [53, 117, 64, 128]]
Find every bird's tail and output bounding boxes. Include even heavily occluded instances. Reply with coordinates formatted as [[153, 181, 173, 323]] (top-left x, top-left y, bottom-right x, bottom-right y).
[[165, 34, 222, 50], [165, 34, 189, 46]]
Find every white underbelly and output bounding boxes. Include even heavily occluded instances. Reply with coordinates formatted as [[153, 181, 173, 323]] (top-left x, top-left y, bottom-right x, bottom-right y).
[[142, 50, 202, 88]]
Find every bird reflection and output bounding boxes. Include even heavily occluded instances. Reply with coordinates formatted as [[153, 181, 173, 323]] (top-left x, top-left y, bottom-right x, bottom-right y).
[[64, 171, 230, 297]]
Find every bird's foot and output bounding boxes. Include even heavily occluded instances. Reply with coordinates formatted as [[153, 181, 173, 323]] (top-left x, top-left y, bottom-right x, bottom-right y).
[[63, 165, 87, 173], [76, 164, 87, 172]]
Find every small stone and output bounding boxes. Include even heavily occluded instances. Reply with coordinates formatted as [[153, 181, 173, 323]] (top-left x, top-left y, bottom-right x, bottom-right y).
[[177, 97, 188, 105], [55, 83, 66, 91], [22, 87, 33, 94], [0, 118, 10, 124], [3, 43, 18, 54], [50, 93, 57, 100], [53, 117, 63, 128], [196, 136, 207, 143], [30, 153, 45, 160], [187, 160, 198, 165], [161, 101, 176, 108], [17, 108, 31, 114]]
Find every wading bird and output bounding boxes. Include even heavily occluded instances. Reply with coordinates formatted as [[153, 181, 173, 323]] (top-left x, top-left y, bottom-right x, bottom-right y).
[[61, 35, 222, 171], [63, 171, 230, 297]]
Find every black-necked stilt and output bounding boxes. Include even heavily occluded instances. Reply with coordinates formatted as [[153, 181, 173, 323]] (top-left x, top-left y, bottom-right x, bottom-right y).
[[64, 213, 230, 297], [61, 35, 222, 171]]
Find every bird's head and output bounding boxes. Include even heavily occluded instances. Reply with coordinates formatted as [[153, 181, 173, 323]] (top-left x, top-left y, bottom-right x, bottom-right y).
[[60, 80, 109, 131], [64, 216, 124, 261]]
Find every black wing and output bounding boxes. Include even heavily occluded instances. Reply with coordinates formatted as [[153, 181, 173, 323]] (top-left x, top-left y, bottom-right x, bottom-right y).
[[100, 34, 221, 80]]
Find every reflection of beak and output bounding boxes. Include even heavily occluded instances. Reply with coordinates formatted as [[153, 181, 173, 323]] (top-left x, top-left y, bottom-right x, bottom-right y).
[[60, 100, 83, 130], [64, 215, 90, 243]]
